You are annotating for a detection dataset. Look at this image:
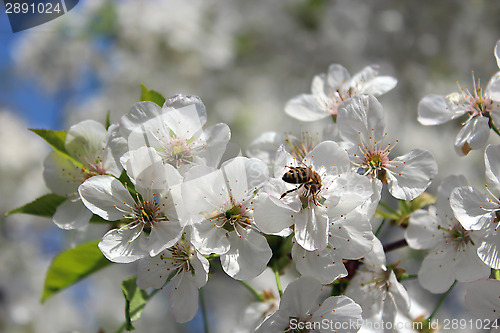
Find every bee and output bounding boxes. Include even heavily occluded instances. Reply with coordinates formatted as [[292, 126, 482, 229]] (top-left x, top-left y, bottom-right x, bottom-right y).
[[280, 166, 322, 205]]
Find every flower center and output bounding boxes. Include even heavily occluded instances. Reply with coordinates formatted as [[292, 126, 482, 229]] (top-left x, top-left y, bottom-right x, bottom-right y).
[[450, 75, 494, 119], [285, 132, 317, 161], [161, 137, 194, 168], [438, 223, 474, 249], [132, 197, 165, 228], [361, 149, 390, 181], [209, 202, 252, 234]]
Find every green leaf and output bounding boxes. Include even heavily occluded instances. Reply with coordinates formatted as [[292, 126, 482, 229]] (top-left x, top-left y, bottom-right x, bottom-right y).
[[105, 111, 112, 130], [29, 129, 68, 155], [410, 192, 437, 211], [6, 194, 66, 217], [121, 277, 151, 331], [42, 240, 112, 302], [140, 84, 166, 106]]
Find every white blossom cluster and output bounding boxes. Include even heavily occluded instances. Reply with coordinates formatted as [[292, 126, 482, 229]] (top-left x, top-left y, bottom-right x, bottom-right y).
[[37, 57, 443, 331], [21, 18, 500, 330]]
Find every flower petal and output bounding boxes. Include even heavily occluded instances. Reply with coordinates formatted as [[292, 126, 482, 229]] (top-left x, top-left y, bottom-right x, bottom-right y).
[[191, 221, 230, 255], [406, 208, 442, 250], [291, 243, 347, 284], [197, 123, 231, 168], [284, 94, 328, 122], [478, 226, 500, 269], [65, 120, 107, 163], [164, 94, 207, 128], [253, 192, 294, 234], [454, 116, 490, 156], [465, 279, 500, 320], [454, 243, 491, 282], [136, 250, 175, 289], [221, 157, 269, 203], [79, 175, 135, 221], [386, 149, 438, 200], [169, 272, 199, 323], [220, 230, 272, 280], [417, 94, 463, 125], [304, 141, 351, 176], [450, 186, 497, 230], [294, 205, 329, 251], [327, 64, 351, 89], [337, 95, 386, 145], [362, 76, 398, 96], [43, 151, 85, 196], [53, 198, 92, 230], [99, 223, 147, 263], [148, 220, 184, 256], [311, 296, 362, 333], [418, 249, 456, 293], [279, 276, 323, 317], [485, 144, 500, 193]]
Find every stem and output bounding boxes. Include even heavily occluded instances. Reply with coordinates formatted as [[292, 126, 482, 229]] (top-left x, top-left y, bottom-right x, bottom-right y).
[[375, 218, 386, 237], [273, 262, 283, 297], [200, 287, 210, 333], [399, 273, 418, 281], [383, 239, 408, 253], [428, 281, 457, 321], [378, 201, 398, 215], [491, 117, 500, 137], [238, 280, 264, 301]]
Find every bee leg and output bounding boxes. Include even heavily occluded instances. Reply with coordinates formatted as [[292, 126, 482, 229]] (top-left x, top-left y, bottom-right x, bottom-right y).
[[280, 184, 303, 199]]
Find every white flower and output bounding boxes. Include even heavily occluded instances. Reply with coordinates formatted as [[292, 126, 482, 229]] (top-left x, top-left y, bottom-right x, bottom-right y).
[[418, 69, 500, 156], [118, 94, 230, 173], [79, 146, 184, 263], [451, 144, 500, 268], [43, 120, 124, 229], [136, 238, 209, 323], [285, 64, 397, 121], [338, 95, 438, 201], [256, 276, 362, 333], [406, 175, 490, 293], [496, 39, 500, 69], [292, 210, 374, 284], [182, 156, 272, 280], [345, 238, 410, 327], [246, 125, 339, 168], [465, 279, 500, 323], [254, 141, 373, 252]]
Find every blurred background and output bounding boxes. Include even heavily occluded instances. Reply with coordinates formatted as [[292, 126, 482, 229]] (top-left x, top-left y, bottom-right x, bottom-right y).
[[1, 0, 500, 332]]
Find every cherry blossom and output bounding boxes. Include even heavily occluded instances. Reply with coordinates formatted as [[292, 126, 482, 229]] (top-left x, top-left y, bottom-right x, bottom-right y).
[[345, 238, 410, 328], [406, 175, 490, 293], [117, 94, 230, 174], [181, 156, 272, 280], [337, 95, 438, 201], [451, 144, 500, 268], [43, 120, 124, 229], [256, 276, 362, 333], [136, 237, 209, 323], [285, 64, 397, 121], [78, 146, 184, 263]]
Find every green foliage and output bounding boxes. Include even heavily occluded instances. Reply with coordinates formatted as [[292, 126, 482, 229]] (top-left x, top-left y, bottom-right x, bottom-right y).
[[376, 192, 436, 228], [140, 84, 166, 106], [29, 128, 68, 155], [41, 240, 112, 302], [106, 111, 112, 130], [120, 277, 154, 331], [6, 193, 66, 218]]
